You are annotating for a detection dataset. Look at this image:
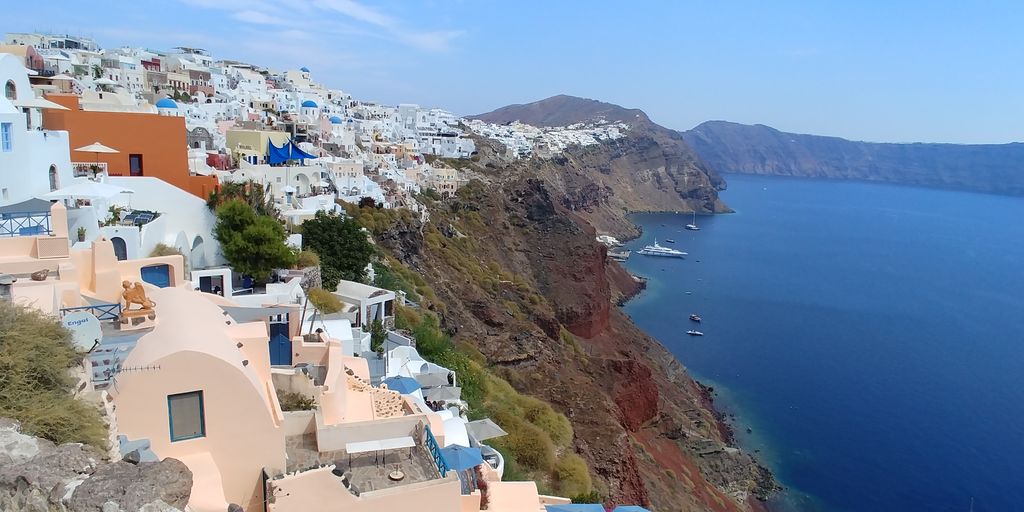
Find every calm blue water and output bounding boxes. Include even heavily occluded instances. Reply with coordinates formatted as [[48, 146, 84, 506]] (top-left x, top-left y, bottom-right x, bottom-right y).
[[622, 175, 1024, 512]]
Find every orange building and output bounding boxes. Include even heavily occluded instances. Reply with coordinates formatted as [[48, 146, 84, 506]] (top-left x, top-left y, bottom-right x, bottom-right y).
[[42, 94, 217, 199]]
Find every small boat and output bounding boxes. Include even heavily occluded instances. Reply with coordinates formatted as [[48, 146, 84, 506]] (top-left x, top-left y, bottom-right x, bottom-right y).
[[686, 330, 704, 336], [689, 314, 702, 323], [685, 211, 701, 231], [608, 249, 631, 262], [665, 239, 676, 243], [637, 238, 687, 258]]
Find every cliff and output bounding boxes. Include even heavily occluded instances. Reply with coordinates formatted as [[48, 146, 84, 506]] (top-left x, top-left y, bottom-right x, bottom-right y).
[[367, 138, 775, 511], [683, 121, 1024, 195], [471, 95, 731, 237]]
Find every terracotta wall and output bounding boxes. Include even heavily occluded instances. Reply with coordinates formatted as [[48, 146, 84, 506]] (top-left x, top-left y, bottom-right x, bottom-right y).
[[42, 94, 218, 199]]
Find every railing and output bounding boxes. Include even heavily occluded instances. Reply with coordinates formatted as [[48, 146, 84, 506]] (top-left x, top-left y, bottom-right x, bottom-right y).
[[72, 162, 107, 177], [61, 303, 122, 321], [425, 424, 449, 477], [0, 211, 51, 237]]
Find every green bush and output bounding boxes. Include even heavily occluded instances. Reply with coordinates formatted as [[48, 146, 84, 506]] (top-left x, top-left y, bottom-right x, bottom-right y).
[[307, 287, 343, 315], [301, 211, 374, 289], [570, 490, 604, 504], [553, 453, 593, 497], [0, 302, 107, 448], [214, 200, 295, 281], [148, 243, 182, 258], [295, 250, 320, 268]]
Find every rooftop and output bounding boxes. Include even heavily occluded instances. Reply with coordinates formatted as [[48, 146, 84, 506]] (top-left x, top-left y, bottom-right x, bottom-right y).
[[285, 432, 442, 493]]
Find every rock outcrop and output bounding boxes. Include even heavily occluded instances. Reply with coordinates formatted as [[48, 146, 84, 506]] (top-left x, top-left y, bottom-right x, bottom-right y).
[[373, 144, 775, 510], [0, 420, 192, 512], [683, 120, 1024, 195]]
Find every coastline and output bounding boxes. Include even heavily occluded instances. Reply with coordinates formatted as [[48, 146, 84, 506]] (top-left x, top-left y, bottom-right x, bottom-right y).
[[614, 211, 783, 508]]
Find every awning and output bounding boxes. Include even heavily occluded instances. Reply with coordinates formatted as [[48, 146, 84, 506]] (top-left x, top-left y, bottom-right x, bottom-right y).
[[545, 506, 607, 512], [465, 418, 508, 442], [13, 97, 69, 110], [40, 181, 133, 200], [422, 386, 461, 401], [267, 139, 317, 165], [345, 436, 415, 455], [0, 198, 53, 215]]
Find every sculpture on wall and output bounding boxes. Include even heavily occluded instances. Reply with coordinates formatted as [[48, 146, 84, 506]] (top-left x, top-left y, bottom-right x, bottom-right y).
[[120, 281, 156, 323]]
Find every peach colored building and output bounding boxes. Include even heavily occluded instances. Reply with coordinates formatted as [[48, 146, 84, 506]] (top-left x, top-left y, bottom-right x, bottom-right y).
[[41, 94, 218, 199]]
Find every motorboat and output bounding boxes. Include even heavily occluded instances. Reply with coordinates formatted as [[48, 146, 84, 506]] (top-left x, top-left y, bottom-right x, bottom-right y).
[[689, 314, 702, 323], [686, 330, 704, 336], [665, 239, 676, 243], [637, 239, 686, 258]]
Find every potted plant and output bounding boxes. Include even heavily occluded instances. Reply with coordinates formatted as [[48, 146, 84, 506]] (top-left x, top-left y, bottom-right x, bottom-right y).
[[77, 226, 86, 242]]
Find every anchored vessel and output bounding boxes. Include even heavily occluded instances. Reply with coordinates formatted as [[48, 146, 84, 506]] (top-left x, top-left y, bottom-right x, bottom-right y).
[[637, 239, 687, 258]]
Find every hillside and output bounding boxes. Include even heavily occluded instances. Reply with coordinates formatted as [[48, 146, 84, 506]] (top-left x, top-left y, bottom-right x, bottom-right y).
[[682, 121, 1024, 195], [471, 96, 732, 225], [351, 138, 776, 512], [471, 95, 649, 127]]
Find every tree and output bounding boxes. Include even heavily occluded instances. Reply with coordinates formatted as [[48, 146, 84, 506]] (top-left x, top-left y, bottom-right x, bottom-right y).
[[307, 287, 343, 315], [91, 64, 103, 79], [370, 318, 386, 353], [358, 196, 377, 209], [301, 211, 375, 290], [214, 200, 295, 281], [207, 181, 278, 217]]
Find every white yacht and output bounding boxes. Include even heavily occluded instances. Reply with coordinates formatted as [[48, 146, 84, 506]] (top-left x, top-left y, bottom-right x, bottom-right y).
[[685, 211, 701, 231], [637, 239, 687, 258]]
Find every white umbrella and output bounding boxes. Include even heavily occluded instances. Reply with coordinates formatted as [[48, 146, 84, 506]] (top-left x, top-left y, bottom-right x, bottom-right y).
[[40, 181, 133, 201], [465, 418, 508, 442], [74, 142, 119, 177], [50, 74, 75, 80], [94, 78, 116, 86]]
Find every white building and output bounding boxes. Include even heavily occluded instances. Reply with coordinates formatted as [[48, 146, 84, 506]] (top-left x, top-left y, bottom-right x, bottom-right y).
[[0, 53, 74, 207]]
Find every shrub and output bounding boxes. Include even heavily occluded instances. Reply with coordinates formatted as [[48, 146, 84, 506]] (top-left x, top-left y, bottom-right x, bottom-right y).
[[277, 389, 316, 411], [307, 287, 343, 315], [295, 250, 320, 269], [370, 318, 386, 353], [553, 453, 593, 498], [570, 490, 604, 504], [0, 302, 107, 448]]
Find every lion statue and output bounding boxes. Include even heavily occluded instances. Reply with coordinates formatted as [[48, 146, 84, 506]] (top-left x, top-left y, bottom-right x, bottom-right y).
[[121, 281, 156, 311]]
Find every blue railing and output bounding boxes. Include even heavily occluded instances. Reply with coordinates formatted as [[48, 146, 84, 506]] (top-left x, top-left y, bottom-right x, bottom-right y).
[[0, 211, 51, 237], [61, 303, 122, 321], [425, 424, 449, 477]]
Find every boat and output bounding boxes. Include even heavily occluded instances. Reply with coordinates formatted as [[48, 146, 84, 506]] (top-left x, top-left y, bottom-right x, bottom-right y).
[[637, 239, 687, 258], [686, 330, 704, 336], [608, 249, 631, 262], [685, 211, 700, 231], [689, 314, 702, 323], [665, 239, 676, 244]]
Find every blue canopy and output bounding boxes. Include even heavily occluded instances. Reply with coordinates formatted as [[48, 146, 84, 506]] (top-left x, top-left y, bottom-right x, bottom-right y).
[[267, 139, 317, 165], [381, 376, 420, 394], [612, 507, 649, 512], [439, 445, 483, 472], [546, 505, 605, 512]]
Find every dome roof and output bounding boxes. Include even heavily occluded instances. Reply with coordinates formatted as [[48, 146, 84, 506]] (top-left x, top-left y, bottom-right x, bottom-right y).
[[329, 116, 343, 124], [300, 66, 311, 73], [301, 100, 318, 108], [155, 97, 178, 109]]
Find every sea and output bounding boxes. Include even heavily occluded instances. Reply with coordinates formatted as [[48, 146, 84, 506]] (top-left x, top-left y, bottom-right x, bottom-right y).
[[621, 174, 1024, 512]]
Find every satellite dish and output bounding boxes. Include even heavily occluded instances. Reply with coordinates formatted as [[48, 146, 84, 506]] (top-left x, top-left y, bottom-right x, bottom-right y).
[[62, 311, 102, 351]]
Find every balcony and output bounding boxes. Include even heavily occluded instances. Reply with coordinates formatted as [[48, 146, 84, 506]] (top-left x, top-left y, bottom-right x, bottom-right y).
[[0, 210, 52, 237]]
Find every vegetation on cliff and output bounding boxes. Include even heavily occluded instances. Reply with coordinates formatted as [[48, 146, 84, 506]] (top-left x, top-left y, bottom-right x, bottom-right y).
[[0, 302, 107, 448]]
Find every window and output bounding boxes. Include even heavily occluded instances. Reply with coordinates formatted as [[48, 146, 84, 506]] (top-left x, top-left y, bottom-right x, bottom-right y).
[[168, 391, 205, 442], [4, 80, 14, 100], [1, 123, 12, 152], [129, 154, 143, 176]]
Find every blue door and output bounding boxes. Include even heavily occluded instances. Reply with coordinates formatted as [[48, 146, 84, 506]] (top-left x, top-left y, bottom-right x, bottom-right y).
[[269, 333, 292, 366], [140, 264, 171, 288]]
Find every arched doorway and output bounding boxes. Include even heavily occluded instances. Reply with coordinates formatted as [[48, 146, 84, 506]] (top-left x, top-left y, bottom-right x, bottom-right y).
[[110, 237, 128, 261], [48, 165, 58, 191], [294, 174, 311, 196], [190, 236, 206, 270]]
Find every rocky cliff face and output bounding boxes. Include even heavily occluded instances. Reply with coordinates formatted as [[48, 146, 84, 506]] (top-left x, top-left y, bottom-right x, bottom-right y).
[[683, 120, 1024, 195], [376, 141, 775, 511], [0, 419, 192, 512]]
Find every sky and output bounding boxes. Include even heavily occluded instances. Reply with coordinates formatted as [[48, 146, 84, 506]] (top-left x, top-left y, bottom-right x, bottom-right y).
[[4, 1, 1023, 144]]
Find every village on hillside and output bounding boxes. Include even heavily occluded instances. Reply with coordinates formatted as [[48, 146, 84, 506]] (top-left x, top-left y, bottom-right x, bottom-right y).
[[0, 32, 644, 512]]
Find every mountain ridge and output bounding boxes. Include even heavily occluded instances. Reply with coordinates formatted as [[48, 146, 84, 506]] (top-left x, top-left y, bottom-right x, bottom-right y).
[[682, 120, 1024, 195], [470, 94, 649, 127]]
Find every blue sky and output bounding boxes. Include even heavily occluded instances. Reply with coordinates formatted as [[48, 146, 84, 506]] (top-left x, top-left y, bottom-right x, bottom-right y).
[[5, 1, 1023, 143]]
